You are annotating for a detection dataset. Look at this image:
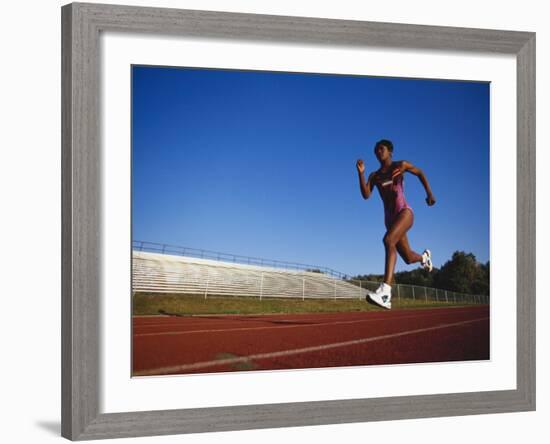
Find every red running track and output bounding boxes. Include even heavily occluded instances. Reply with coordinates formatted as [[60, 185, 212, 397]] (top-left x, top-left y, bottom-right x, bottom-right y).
[[132, 306, 489, 376]]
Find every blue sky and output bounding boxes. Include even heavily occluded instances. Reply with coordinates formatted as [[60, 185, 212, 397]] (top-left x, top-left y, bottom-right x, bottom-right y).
[[132, 66, 490, 277]]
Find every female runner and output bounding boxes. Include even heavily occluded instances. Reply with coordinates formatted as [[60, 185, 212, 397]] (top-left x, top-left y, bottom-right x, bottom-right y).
[[356, 139, 436, 309]]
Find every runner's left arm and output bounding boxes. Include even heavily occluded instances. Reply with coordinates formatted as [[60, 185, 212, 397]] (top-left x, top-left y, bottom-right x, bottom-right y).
[[401, 160, 436, 206]]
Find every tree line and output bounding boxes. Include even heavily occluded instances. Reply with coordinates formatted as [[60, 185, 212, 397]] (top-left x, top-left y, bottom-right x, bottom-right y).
[[351, 251, 489, 296]]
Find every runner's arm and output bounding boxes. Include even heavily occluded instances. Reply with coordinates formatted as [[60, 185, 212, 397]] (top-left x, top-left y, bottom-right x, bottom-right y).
[[402, 160, 436, 206], [358, 171, 375, 200]]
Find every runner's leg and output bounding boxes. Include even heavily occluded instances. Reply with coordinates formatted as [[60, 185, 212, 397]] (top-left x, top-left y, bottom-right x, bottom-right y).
[[396, 233, 423, 265], [383, 209, 414, 285]]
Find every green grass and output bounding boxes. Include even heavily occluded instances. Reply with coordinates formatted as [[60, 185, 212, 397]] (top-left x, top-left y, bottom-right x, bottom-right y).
[[132, 292, 481, 316]]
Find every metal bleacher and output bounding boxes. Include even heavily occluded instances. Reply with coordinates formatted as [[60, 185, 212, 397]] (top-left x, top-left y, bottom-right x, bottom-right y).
[[132, 251, 372, 300]]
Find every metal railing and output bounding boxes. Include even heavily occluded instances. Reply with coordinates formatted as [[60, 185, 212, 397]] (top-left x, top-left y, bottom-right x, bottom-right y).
[[133, 240, 350, 279]]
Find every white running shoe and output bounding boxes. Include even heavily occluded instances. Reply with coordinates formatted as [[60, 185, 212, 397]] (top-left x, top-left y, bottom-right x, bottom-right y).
[[421, 249, 433, 272], [367, 283, 392, 309]]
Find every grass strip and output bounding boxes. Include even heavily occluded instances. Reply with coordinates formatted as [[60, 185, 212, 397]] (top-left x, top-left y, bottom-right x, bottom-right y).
[[133, 292, 483, 316]]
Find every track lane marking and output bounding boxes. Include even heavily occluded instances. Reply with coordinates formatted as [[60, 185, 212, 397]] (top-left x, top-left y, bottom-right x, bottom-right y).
[[133, 309, 487, 337], [133, 317, 489, 376], [133, 307, 488, 329]]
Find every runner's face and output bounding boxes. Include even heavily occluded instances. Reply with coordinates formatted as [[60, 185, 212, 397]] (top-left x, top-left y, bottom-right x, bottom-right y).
[[374, 144, 391, 163]]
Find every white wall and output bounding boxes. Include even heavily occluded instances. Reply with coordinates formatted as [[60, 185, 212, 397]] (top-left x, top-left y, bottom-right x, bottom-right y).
[[0, 0, 546, 442]]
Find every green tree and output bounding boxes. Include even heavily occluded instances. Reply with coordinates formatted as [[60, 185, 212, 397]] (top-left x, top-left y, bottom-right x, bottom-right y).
[[471, 260, 490, 295], [434, 251, 489, 295], [394, 268, 436, 287]]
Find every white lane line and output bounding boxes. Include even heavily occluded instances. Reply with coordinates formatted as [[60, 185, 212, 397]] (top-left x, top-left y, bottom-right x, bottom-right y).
[[133, 317, 489, 376], [133, 311, 469, 337], [132, 305, 481, 320], [133, 307, 487, 330], [134, 319, 365, 337]]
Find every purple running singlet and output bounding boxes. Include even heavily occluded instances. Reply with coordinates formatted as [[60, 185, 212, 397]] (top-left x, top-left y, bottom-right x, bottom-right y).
[[374, 162, 414, 229]]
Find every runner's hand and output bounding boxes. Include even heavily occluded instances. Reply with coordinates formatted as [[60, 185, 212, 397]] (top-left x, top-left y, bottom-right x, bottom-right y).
[[426, 194, 436, 206], [356, 159, 365, 174]]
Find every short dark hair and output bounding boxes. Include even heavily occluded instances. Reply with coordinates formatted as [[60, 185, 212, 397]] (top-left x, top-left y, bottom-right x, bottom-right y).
[[375, 139, 394, 153]]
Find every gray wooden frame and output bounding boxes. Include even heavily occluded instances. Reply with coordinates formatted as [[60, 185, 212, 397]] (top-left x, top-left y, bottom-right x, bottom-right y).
[[61, 2, 535, 440]]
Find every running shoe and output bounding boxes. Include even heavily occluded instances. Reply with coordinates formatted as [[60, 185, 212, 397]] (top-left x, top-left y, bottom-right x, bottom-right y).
[[367, 283, 392, 310], [421, 249, 433, 272]]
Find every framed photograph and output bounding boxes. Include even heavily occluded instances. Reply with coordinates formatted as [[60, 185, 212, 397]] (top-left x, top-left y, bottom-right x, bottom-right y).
[[62, 2, 535, 440]]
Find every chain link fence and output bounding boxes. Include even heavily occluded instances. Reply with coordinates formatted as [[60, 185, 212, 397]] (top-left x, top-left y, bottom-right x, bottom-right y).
[[345, 279, 489, 304]]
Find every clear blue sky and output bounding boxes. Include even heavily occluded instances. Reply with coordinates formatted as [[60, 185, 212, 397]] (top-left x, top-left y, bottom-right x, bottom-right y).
[[132, 65, 490, 277]]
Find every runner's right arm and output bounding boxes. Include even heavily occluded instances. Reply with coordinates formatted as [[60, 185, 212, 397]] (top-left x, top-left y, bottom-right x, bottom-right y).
[[356, 160, 375, 200]]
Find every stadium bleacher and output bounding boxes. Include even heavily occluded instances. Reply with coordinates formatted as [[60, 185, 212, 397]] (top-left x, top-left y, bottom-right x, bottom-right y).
[[133, 251, 372, 299]]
